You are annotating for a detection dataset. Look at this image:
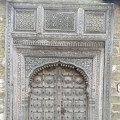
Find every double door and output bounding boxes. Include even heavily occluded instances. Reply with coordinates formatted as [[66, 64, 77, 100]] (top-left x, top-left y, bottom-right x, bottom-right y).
[[30, 66, 87, 120]]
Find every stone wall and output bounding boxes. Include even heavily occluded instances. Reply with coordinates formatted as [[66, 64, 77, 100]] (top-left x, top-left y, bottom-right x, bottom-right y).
[[111, 1, 120, 120], [0, 0, 120, 120]]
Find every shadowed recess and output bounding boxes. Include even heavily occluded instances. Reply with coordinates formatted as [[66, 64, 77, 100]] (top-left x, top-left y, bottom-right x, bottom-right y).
[[103, 0, 120, 4], [103, 0, 113, 3]]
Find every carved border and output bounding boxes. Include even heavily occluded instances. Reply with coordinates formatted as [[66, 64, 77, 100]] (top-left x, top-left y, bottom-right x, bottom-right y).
[[5, 3, 14, 120], [13, 39, 105, 48], [13, 47, 103, 120]]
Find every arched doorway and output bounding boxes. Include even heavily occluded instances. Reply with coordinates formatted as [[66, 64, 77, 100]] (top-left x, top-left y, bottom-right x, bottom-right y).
[[29, 62, 88, 120]]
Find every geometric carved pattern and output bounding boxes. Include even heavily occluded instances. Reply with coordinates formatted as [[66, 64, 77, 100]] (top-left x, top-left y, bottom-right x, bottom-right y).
[[30, 65, 88, 120], [15, 9, 36, 31], [85, 11, 106, 33], [44, 9, 76, 32]]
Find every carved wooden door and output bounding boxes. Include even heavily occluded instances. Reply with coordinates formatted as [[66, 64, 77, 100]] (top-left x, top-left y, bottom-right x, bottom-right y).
[[29, 66, 87, 120]]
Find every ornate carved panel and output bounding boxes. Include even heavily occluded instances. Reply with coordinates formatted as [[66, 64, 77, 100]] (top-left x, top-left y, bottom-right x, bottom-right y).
[[84, 11, 106, 33], [44, 9, 77, 33], [25, 57, 93, 78], [6, 2, 113, 120], [14, 9, 36, 31]]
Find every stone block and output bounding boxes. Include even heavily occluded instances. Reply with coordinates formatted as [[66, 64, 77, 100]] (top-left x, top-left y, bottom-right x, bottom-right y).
[[111, 96, 120, 103], [111, 112, 120, 120], [112, 65, 117, 72], [0, 105, 3, 113], [0, 90, 4, 99], [116, 65, 120, 71], [113, 40, 120, 47], [0, 99, 4, 106], [112, 104, 120, 111], [0, 73, 5, 79], [111, 87, 118, 95], [0, 113, 4, 120], [112, 56, 120, 65], [112, 72, 120, 81], [113, 47, 119, 56]]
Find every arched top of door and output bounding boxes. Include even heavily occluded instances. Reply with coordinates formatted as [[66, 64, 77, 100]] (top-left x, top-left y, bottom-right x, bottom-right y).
[[29, 61, 89, 85]]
